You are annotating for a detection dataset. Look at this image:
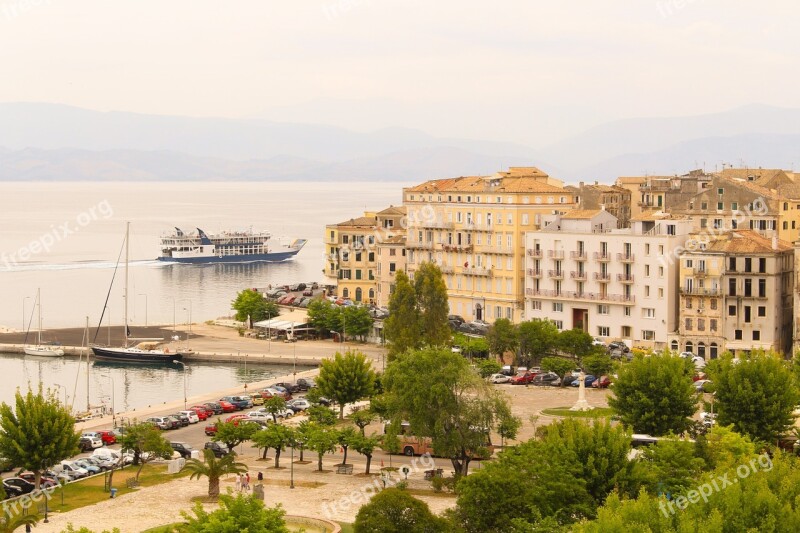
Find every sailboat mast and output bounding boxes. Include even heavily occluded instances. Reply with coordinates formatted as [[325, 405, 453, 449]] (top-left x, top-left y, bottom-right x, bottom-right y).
[[37, 288, 42, 346], [124, 222, 130, 348], [85, 316, 90, 412]]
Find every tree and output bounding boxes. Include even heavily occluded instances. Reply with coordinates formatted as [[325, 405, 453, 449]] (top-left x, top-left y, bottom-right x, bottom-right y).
[[251, 424, 295, 467], [608, 353, 697, 436], [307, 299, 336, 337], [306, 424, 339, 472], [294, 421, 314, 463], [640, 438, 706, 498], [182, 492, 289, 532], [317, 350, 376, 419], [517, 320, 559, 367], [307, 405, 337, 426], [183, 448, 247, 500], [541, 356, 576, 387], [709, 351, 800, 443], [351, 433, 380, 474], [349, 407, 377, 436], [496, 401, 522, 448], [557, 328, 596, 359], [581, 352, 613, 377], [0, 387, 80, 490], [336, 426, 358, 465], [413, 262, 451, 347], [211, 420, 259, 452], [383, 347, 513, 475], [354, 487, 449, 533], [485, 318, 518, 359], [475, 358, 502, 378], [231, 289, 278, 328], [0, 513, 39, 533], [118, 421, 173, 481], [342, 305, 374, 341], [262, 396, 288, 423], [384, 270, 421, 358]]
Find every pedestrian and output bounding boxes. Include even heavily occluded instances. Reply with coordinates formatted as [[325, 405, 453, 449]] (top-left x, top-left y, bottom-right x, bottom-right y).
[[235, 473, 241, 492], [245, 472, 251, 491], [257, 471, 263, 482]]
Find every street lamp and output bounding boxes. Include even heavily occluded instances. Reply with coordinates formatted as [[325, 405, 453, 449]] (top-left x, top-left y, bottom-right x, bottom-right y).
[[138, 294, 148, 326], [22, 296, 31, 333], [173, 360, 187, 409]]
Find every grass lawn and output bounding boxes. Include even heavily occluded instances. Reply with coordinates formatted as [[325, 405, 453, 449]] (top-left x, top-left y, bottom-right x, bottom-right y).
[[338, 523, 354, 533], [541, 407, 615, 418]]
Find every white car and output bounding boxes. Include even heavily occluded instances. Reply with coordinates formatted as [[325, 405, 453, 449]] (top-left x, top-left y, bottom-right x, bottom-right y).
[[257, 408, 294, 420], [246, 411, 273, 422], [80, 434, 103, 449], [288, 399, 311, 412], [592, 338, 606, 347], [179, 410, 200, 424], [489, 373, 511, 384], [55, 461, 89, 480]]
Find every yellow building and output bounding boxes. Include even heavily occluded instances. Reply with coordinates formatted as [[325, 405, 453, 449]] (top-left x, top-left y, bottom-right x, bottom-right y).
[[403, 167, 576, 323]]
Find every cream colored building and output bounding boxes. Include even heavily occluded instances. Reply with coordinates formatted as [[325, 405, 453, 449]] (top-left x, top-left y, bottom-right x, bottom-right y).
[[525, 210, 692, 349], [673, 230, 793, 358], [403, 167, 576, 323], [374, 206, 407, 308]]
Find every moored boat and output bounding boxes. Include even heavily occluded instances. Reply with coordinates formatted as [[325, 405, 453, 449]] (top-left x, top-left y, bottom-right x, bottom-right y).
[[24, 288, 64, 357]]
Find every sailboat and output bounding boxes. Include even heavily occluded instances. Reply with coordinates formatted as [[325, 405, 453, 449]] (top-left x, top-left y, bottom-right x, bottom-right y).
[[24, 288, 65, 357], [91, 223, 183, 365]]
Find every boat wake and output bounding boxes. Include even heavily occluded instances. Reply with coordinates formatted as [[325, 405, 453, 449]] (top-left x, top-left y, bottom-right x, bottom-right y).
[[0, 259, 164, 273]]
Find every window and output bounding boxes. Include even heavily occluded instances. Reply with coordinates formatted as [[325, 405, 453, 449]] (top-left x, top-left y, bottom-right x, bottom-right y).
[[745, 258, 752, 272], [553, 302, 563, 312], [685, 298, 693, 309], [701, 202, 708, 210], [734, 329, 742, 340], [342, 288, 349, 298], [717, 188, 724, 195], [710, 319, 717, 332], [685, 318, 692, 331], [759, 258, 766, 273], [643, 308, 655, 318], [710, 299, 717, 310], [507, 213, 513, 224], [389, 262, 396, 272], [553, 320, 563, 330], [728, 257, 736, 271], [728, 278, 736, 296], [622, 326, 631, 338], [758, 306, 766, 317], [598, 305, 609, 315], [645, 265, 650, 277], [624, 307, 632, 317], [355, 270, 362, 280], [642, 330, 655, 341], [717, 202, 724, 210], [728, 305, 736, 316], [506, 307, 512, 319], [700, 218, 708, 229], [697, 318, 705, 331], [685, 259, 693, 268], [731, 202, 738, 211], [368, 252, 375, 262], [598, 326, 610, 337], [659, 266, 664, 277], [645, 286, 650, 297], [744, 306, 751, 323], [658, 288, 664, 298], [744, 278, 752, 297], [752, 330, 761, 341], [532, 300, 542, 311], [522, 214, 529, 225], [758, 279, 766, 297]]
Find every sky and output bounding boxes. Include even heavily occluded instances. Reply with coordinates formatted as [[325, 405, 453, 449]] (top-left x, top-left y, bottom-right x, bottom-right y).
[[1, 1, 799, 146]]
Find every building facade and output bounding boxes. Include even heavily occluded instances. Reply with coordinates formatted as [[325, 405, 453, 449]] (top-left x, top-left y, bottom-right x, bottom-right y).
[[567, 182, 632, 227], [525, 211, 692, 349], [403, 167, 576, 323], [673, 230, 793, 358]]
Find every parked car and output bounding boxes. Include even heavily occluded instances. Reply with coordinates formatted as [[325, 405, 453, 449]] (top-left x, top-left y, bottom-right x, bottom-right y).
[[489, 373, 511, 384], [84, 455, 115, 471], [287, 398, 312, 412], [448, 315, 465, 326], [220, 396, 249, 410], [80, 433, 104, 449], [96, 430, 117, 445], [245, 411, 274, 422], [179, 410, 201, 424], [203, 402, 224, 415], [298, 298, 313, 308], [591, 375, 612, 388], [592, 338, 606, 347], [273, 382, 301, 393], [608, 341, 630, 353], [170, 442, 195, 459], [204, 442, 229, 458], [164, 415, 182, 429], [571, 374, 598, 387], [170, 413, 190, 427], [146, 416, 172, 430], [296, 378, 316, 390], [190, 406, 211, 420], [694, 379, 713, 393], [262, 388, 292, 400], [217, 400, 238, 413], [79, 437, 96, 452], [204, 423, 218, 436], [54, 461, 88, 480], [510, 372, 536, 385], [92, 448, 133, 466], [679, 351, 695, 359], [532, 372, 561, 386], [302, 288, 314, 296], [225, 413, 249, 424], [2, 477, 35, 497], [18, 471, 59, 488], [250, 394, 265, 406], [73, 459, 101, 475]]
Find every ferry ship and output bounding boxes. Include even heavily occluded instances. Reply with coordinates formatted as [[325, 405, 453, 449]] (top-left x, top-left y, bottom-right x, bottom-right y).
[[158, 227, 306, 264]]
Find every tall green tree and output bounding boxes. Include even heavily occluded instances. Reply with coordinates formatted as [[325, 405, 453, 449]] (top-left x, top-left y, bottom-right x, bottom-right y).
[[581, 352, 613, 377], [307, 299, 336, 337], [384, 270, 421, 358], [211, 420, 259, 452], [557, 328, 596, 359], [349, 407, 377, 436], [118, 421, 173, 481], [342, 305, 374, 341], [413, 262, 451, 347], [541, 356, 576, 387], [182, 448, 247, 500], [251, 424, 295, 467], [0, 387, 80, 490], [231, 289, 278, 328], [517, 320, 559, 367], [608, 353, 697, 436], [351, 433, 381, 474], [317, 350, 376, 419], [336, 426, 359, 465], [640, 438, 706, 498], [306, 424, 339, 472], [354, 487, 450, 533], [183, 492, 290, 533], [383, 347, 512, 475], [262, 396, 288, 423], [709, 352, 800, 443], [485, 318, 518, 359]]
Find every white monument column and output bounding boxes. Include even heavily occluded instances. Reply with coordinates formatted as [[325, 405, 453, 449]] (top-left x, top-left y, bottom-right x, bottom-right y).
[[570, 371, 592, 411]]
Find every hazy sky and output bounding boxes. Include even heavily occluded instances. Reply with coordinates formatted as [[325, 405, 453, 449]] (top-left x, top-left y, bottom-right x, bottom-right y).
[[1, 1, 798, 146]]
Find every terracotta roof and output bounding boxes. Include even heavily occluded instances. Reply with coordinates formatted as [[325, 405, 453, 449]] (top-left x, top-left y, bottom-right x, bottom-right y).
[[334, 216, 377, 228], [615, 177, 647, 185], [717, 175, 781, 200], [560, 209, 604, 220], [705, 230, 792, 254], [377, 205, 407, 216], [630, 212, 689, 222], [776, 183, 800, 199], [380, 235, 406, 245], [717, 168, 788, 185], [405, 170, 569, 195]]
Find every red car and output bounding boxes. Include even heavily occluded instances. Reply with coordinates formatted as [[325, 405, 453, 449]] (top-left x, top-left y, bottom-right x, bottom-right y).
[[591, 375, 612, 388], [96, 430, 117, 445], [189, 406, 210, 420], [225, 414, 248, 424], [204, 423, 218, 436], [510, 372, 536, 385], [218, 400, 237, 413]]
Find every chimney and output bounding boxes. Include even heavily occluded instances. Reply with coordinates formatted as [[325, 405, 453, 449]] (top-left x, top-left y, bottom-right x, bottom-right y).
[[772, 233, 778, 251], [600, 204, 606, 211]]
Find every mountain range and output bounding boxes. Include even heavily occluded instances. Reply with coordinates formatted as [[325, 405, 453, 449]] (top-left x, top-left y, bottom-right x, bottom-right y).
[[1, 103, 798, 183]]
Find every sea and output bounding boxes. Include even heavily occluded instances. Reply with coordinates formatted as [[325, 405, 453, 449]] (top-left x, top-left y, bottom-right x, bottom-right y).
[[0, 181, 405, 409]]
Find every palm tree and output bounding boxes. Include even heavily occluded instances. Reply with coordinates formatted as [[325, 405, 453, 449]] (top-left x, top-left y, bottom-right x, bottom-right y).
[[0, 512, 39, 533], [182, 448, 247, 499]]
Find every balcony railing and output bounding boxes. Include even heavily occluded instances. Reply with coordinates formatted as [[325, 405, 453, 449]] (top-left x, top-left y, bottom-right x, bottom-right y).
[[441, 244, 473, 253], [419, 221, 454, 230], [477, 245, 513, 255], [463, 267, 493, 277], [594, 272, 611, 281], [679, 287, 721, 296], [525, 288, 635, 303], [406, 241, 434, 250], [462, 222, 493, 232], [617, 253, 635, 262], [439, 266, 454, 274], [548, 250, 565, 259], [527, 268, 542, 277], [570, 251, 587, 260], [570, 271, 587, 280], [528, 249, 543, 258], [617, 274, 635, 284], [548, 269, 564, 279], [593, 252, 611, 262]]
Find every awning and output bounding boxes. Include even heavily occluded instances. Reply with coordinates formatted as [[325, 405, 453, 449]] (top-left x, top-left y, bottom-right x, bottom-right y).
[[253, 310, 309, 331]]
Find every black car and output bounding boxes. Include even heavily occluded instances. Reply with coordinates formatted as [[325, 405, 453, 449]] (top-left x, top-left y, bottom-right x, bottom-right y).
[[295, 378, 316, 391], [608, 341, 630, 353], [170, 442, 195, 459], [3, 477, 35, 498], [79, 437, 95, 452], [171, 413, 190, 427], [273, 382, 300, 393], [204, 402, 224, 415], [561, 374, 580, 387], [165, 415, 182, 429], [204, 442, 229, 458]]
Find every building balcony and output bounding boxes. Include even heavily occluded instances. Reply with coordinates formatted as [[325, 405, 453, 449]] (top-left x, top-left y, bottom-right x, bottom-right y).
[[617, 274, 635, 284], [594, 272, 611, 281], [462, 222, 493, 232], [570, 271, 587, 281], [441, 244, 473, 253], [725, 292, 768, 300], [463, 267, 493, 277], [418, 220, 454, 230], [548, 269, 565, 279], [528, 249, 543, 258], [406, 241, 434, 250], [617, 253, 635, 263], [439, 265, 454, 274], [477, 245, 513, 255], [680, 287, 721, 296], [593, 252, 611, 262], [525, 288, 635, 304], [527, 268, 542, 278], [548, 250, 565, 259], [570, 251, 587, 260]]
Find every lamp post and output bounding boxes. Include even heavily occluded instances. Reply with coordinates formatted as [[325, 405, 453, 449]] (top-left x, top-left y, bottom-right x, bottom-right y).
[[183, 301, 193, 348], [22, 296, 31, 333], [41, 459, 49, 523], [53, 383, 67, 406], [173, 360, 187, 409], [138, 294, 148, 326]]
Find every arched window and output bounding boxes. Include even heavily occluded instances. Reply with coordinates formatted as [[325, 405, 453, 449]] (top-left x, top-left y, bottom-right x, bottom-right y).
[[475, 303, 483, 321], [368, 288, 375, 301], [342, 288, 349, 298], [355, 287, 363, 302], [670, 340, 679, 352], [685, 341, 694, 354], [698, 342, 706, 358], [710, 343, 718, 359]]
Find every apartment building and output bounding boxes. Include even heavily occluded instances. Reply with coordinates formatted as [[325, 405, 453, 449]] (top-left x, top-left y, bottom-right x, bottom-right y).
[[374, 207, 407, 308], [323, 206, 406, 304], [673, 230, 793, 357], [403, 167, 576, 323], [566, 182, 632, 227], [524, 210, 692, 349]]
